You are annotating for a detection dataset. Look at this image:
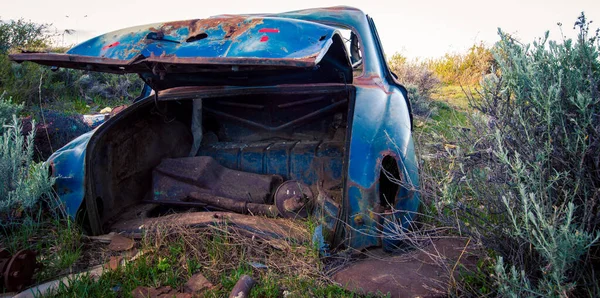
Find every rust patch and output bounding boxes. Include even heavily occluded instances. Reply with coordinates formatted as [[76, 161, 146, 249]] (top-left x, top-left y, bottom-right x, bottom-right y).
[[151, 17, 264, 42]]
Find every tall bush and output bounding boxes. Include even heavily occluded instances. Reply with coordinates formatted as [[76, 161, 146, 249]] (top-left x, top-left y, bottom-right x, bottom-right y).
[[465, 13, 600, 296], [0, 18, 51, 54], [421, 12, 600, 297], [0, 92, 55, 218]]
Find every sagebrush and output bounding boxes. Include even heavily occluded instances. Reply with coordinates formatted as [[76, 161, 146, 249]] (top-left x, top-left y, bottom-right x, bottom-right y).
[[0, 92, 56, 219], [417, 12, 600, 297]]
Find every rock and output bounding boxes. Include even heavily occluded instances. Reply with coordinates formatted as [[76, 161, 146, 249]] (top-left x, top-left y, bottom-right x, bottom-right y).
[[184, 272, 213, 293], [108, 234, 135, 251]]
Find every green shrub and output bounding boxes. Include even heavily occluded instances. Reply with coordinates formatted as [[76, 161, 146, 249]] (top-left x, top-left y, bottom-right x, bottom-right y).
[[420, 12, 600, 297], [427, 43, 495, 85], [469, 13, 600, 297], [388, 53, 440, 115], [0, 91, 22, 130], [0, 18, 51, 54], [1, 55, 143, 111], [0, 92, 55, 218]]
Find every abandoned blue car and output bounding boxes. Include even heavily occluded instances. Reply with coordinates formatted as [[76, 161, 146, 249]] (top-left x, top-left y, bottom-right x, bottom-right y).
[[10, 6, 419, 251]]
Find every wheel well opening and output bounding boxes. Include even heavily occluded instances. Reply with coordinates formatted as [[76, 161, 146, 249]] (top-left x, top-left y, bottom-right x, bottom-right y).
[[379, 155, 401, 210]]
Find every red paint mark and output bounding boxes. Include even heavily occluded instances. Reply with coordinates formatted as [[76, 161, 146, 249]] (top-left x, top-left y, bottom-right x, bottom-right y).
[[102, 41, 120, 50], [259, 28, 279, 33], [260, 36, 269, 42]]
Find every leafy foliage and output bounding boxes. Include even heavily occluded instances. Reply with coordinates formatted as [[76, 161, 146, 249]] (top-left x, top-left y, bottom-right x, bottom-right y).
[[388, 53, 440, 115], [0, 91, 22, 133], [483, 13, 600, 296], [0, 54, 143, 112]]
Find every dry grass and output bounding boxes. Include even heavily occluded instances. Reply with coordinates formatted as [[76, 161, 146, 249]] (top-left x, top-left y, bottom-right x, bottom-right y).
[[142, 220, 323, 281]]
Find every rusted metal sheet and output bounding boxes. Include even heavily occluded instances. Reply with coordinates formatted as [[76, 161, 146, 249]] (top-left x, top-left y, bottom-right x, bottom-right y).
[[333, 238, 479, 297]]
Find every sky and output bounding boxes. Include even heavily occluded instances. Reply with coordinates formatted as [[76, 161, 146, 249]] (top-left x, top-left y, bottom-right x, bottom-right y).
[[2, 0, 599, 58]]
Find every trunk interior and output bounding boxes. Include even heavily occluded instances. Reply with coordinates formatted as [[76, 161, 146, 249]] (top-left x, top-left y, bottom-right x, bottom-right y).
[[85, 84, 354, 232]]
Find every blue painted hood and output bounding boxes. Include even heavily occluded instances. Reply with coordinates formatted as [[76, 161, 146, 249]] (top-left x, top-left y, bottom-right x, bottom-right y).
[[10, 17, 352, 88]]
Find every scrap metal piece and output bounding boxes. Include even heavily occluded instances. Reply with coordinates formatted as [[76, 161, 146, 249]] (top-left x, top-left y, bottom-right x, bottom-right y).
[[229, 275, 256, 298], [188, 192, 279, 217], [274, 180, 313, 219], [8, 17, 353, 83], [2, 249, 37, 292]]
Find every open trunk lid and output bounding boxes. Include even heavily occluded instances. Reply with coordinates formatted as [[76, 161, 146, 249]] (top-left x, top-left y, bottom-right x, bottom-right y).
[[9, 17, 352, 89]]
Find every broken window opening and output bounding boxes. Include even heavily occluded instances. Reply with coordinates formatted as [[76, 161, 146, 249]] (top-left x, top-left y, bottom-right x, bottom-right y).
[[337, 28, 363, 77]]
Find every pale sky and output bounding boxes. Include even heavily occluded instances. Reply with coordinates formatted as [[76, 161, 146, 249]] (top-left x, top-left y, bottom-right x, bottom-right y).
[[2, 0, 599, 58]]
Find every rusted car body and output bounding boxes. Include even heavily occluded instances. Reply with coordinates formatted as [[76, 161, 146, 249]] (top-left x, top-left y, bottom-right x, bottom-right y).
[[10, 6, 419, 251]]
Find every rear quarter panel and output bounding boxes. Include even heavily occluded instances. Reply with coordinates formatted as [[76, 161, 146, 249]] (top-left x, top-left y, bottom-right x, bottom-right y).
[[343, 79, 420, 249]]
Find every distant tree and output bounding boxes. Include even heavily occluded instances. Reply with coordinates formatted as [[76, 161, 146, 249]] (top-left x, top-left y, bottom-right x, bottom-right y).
[[0, 18, 52, 54]]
